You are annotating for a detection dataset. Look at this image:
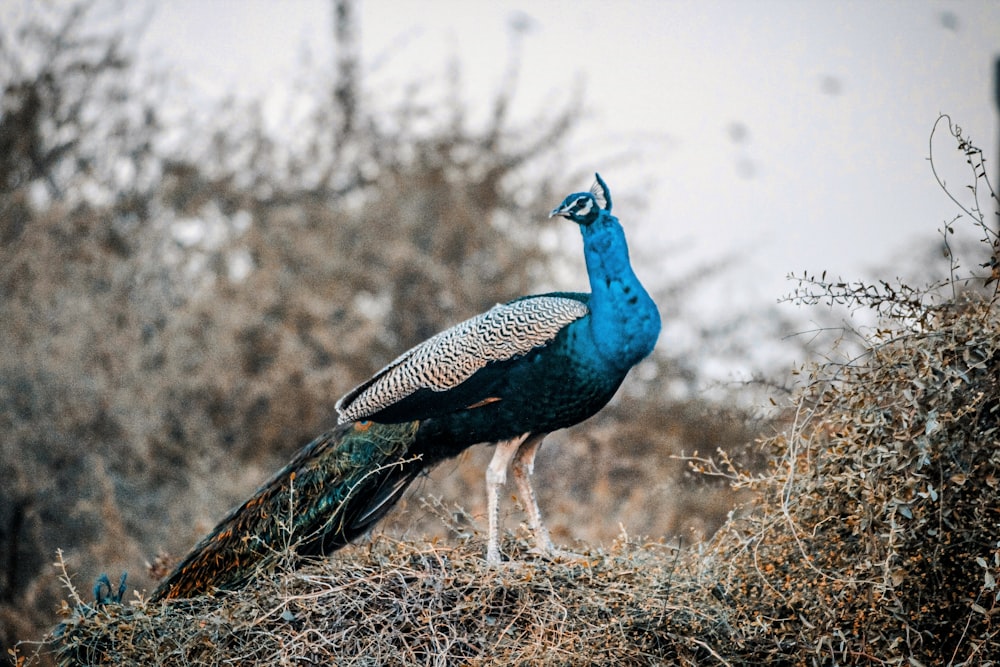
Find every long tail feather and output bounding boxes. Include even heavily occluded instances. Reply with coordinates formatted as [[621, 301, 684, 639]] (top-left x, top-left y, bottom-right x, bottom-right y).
[[150, 420, 422, 601]]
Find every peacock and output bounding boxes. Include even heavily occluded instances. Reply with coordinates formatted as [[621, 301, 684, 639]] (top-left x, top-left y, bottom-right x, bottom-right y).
[[150, 173, 658, 598], [336, 173, 660, 564]]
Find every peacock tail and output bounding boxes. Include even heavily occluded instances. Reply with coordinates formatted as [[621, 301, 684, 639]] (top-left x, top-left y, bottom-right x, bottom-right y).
[[150, 420, 421, 600]]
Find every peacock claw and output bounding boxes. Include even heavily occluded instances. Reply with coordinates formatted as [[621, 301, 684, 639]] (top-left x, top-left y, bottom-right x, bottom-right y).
[[93, 572, 128, 606]]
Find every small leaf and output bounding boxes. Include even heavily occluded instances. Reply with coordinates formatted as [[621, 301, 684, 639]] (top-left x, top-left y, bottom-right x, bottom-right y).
[[924, 412, 939, 436]]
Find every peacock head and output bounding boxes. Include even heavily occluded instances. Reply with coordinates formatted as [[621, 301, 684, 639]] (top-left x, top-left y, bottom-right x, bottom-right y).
[[549, 173, 612, 225]]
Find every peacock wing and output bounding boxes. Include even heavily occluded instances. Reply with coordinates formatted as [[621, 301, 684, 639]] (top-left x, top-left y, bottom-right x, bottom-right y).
[[335, 295, 588, 423]]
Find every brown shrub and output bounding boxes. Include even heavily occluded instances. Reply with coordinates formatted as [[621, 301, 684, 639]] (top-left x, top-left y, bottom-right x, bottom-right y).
[[704, 294, 1000, 663]]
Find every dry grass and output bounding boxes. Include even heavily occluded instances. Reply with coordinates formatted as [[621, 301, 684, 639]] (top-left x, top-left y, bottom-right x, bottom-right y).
[[23, 293, 999, 666], [702, 294, 1000, 664], [47, 536, 713, 667]]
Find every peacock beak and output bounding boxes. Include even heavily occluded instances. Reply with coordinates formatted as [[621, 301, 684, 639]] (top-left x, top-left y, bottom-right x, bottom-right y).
[[549, 206, 567, 218]]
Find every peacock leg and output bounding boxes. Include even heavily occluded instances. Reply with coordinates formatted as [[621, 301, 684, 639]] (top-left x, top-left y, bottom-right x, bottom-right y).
[[510, 433, 554, 554], [485, 435, 528, 565], [512, 433, 584, 561]]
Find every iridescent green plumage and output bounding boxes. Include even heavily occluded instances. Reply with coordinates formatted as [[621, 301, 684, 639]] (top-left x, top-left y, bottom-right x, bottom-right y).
[[151, 421, 419, 600]]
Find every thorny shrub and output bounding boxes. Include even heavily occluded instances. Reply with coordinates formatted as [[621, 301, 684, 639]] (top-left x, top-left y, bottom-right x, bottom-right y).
[[698, 116, 1000, 664]]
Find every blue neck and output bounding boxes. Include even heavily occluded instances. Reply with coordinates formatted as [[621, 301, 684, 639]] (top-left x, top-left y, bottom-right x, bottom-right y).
[[580, 211, 661, 370]]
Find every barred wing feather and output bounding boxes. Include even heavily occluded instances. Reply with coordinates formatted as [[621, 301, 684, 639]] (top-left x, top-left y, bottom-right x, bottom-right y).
[[336, 295, 588, 423]]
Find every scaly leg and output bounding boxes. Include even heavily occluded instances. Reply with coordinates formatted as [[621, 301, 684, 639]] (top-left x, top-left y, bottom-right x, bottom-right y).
[[512, 433, 582, 561], [510, 433, 554, 554], [485, 435, 528, 565]]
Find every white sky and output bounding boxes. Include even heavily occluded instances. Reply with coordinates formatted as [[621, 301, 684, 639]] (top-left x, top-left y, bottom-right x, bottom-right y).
[[138, 0, 999, 374], [140, 0, 998, 286]]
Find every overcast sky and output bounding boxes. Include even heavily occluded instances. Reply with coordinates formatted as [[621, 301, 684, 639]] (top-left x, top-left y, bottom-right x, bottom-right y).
[[140, 1, 998, 288], [136, 1, 1000, 375]]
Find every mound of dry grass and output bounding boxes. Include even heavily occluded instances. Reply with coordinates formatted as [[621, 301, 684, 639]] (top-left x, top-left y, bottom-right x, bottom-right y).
[[702, 293, 1000, 664], [46, 536, 720, 666], [27, 293, 999, 666]]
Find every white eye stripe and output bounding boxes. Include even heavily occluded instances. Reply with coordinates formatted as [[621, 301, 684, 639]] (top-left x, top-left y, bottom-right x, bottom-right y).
[[574, 199, 592, 217]]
